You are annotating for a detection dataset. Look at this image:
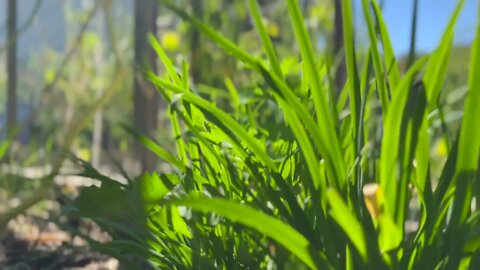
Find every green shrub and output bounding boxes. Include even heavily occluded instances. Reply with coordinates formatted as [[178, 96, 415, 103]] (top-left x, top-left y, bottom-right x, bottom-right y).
[[68, 0, 480, 269]]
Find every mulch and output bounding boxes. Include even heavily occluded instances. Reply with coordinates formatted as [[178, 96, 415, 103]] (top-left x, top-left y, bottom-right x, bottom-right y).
[[0, 217, 118, 269]]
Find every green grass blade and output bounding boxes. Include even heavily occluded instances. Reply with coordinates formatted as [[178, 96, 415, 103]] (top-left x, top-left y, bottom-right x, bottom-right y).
[[442, 6, 480, 234], [248, 0, 283, 78], [371, 0, 400, 89], [149, 35, 189, 164], [423, 0, 465, 112], [449, 2, 480, 226], [279, 98, 325, 193], [412, 114, 431, 228], [380, 56, 429, 226], [286, 0, 336, 127], [170, 110, 188, 166], [396, 82, 428, 231], [149, 34, 182, 85], [341, 0, 361, 142], [181, 60, 204, 175], [259, 66, 347, 189], [181, 59, 189, 91], [173, 197, 324, 269], [154, 81, 227, 174], [361, 0, 389, 111], [460, 0, 480, 182], [286, 0, 346, 190], [336, 80, 350, 113], [224, 77, 241, 111], [162, 0, 347, 188], [407, 0, 419, 68], [327, 189, 367, 261], [147, 73, 278, 172], [121, 124, 186, 172]]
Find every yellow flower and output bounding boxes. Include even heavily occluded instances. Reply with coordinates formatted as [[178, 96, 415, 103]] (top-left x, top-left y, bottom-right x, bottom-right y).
[[44, 69, 55, 83], [161, 31, 181, 52], [262, 18, 280, 38], [77, 148, 91, 161], [267, 22, 280, 38], [311, 4, 328, 18], [434, 138, 448, 158]]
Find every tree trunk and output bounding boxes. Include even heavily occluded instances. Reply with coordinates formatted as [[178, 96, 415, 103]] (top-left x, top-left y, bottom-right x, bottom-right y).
[[92, 8, 105, 167], [190, 0, 203, 83], [333, 0, 346, 94], [7, 0, 17, 134], [133, 0, 159, 171]]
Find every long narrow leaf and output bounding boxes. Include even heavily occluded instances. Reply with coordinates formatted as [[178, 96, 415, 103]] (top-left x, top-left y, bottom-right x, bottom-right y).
[[327, 189, 368, 261], [286, 0, 346, 189], [147, 74, 278, 172], [248, 0, 283, 78], [173, 197, 325, 269], [380, 56, 429, 226], [423, 0, 465, 112], [361, 0, 389, 112], [122, 124, 186, 172], [371, 0, 400, 89], [341, 0, 362, 142]]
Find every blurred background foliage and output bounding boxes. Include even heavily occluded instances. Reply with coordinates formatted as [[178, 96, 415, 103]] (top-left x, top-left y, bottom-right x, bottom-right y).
[[0, 1, 471, 168], [0, 0, 349, 168]]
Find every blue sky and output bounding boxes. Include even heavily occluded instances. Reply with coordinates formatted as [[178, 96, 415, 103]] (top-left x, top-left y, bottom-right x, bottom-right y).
[[0, 0, 477, 59], [366, 0, 477, 56]]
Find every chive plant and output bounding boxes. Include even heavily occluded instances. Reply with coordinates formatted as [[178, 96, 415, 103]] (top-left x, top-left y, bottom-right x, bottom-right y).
[[67, 0, 480, 269]]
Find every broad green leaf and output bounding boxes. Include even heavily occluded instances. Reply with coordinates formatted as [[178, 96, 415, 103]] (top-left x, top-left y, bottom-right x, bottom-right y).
[[148, 205, 192, 238], [71, 183, 131, 220], [135, 172, 180, 207]]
